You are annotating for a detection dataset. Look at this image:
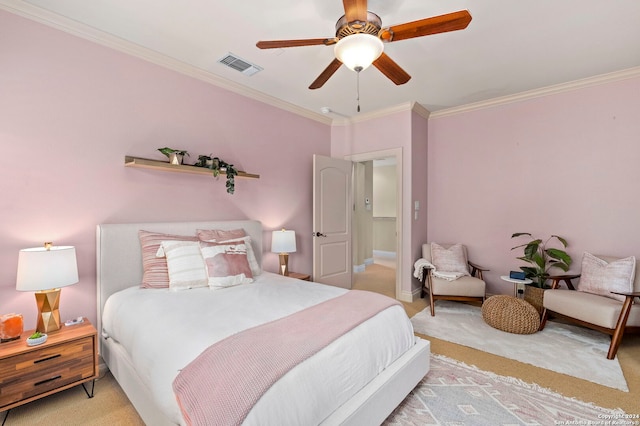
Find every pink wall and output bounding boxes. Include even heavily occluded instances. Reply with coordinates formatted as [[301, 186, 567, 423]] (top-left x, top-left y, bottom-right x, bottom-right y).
[[427, 76, 640, 295], [0, 11, 330, 329]]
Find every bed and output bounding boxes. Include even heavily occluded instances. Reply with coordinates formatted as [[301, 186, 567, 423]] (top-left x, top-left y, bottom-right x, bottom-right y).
[[96, 220, 430, 425]]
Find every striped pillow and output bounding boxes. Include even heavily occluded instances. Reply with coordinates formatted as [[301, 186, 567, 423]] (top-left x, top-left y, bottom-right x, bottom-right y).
[[157, 241, 208, 291], [139, 230, 198, 288]]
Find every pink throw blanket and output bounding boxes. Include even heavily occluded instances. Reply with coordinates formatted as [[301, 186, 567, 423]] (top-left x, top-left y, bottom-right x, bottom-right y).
[[172, 290, 401, 426]]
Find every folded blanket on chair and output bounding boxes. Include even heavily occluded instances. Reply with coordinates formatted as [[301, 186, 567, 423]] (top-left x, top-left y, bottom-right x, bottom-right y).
[[413, 259, 467, 281], [173, 289, 401, 426]]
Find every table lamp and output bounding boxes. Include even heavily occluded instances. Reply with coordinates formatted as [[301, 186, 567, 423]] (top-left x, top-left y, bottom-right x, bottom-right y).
[[16, 243, 79, 333], [271, 229, 296, 276]]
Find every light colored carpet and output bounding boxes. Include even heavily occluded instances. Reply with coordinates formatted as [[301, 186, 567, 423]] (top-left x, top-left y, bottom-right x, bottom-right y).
[[411, 301, 628, 391], [384, 354, 625, 425]]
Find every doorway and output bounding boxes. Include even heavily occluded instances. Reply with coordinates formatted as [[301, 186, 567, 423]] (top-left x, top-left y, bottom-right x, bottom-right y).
[[345, 149, 402, 300]]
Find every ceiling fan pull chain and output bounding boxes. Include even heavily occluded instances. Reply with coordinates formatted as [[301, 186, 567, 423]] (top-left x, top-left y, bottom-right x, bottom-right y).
[[355, 66, 362, 112]]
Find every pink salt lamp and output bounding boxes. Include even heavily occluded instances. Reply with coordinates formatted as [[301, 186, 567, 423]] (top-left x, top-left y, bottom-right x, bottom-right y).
[[0, 313, 24, 342]]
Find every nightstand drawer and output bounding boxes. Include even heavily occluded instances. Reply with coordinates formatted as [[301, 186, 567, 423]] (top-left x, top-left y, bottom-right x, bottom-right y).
[[0, 336, 95, 407]]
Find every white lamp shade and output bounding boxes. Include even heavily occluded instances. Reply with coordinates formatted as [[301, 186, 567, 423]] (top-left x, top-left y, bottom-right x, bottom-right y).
[[271, 230, 297, 254], [16, 246, 79, 291], [334, 33, 384, 71]]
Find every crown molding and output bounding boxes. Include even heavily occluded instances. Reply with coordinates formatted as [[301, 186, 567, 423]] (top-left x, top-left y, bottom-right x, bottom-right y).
[[0, 0, 332, 125], [330, 101, 430, 126], [430, 66, 640, 118]]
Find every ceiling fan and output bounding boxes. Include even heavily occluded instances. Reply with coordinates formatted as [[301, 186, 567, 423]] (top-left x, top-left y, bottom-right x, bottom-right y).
[[256, 0, 472, 90]]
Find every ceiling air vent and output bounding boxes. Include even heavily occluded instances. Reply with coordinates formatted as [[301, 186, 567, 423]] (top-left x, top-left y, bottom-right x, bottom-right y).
[[217, 53, 263, 76]]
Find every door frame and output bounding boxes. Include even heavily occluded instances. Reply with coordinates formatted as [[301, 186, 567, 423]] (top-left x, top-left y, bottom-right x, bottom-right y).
[[344, 148, 403, 300]]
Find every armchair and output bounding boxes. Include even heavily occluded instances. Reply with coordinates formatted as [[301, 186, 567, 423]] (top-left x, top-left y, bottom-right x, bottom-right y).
[[417, 243, 488, 316], [539, 253, 640, 359]]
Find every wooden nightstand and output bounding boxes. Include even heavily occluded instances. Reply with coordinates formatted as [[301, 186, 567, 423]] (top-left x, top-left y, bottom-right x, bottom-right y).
[[0, 318, 98, 416], [287, 272, 311, 281]]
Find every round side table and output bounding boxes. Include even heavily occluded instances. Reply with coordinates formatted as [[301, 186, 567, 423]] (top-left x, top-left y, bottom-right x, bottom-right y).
[[500, 275, 533, 298]]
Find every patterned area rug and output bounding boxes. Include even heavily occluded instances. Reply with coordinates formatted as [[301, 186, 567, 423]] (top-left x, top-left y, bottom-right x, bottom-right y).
[[384, 354, 625, 425], [410, 301, 628, 391]]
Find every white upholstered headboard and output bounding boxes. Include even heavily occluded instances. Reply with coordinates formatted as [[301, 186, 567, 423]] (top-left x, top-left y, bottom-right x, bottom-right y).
[[96, 220, 263, 346]]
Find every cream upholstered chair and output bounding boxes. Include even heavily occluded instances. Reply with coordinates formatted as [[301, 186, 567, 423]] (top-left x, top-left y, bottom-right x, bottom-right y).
[[418, 243, 488, 316], [539, 253, 640, 359]]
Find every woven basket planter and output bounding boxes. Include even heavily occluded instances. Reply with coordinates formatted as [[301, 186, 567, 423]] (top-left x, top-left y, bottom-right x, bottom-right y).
[[524, 286, 545, 316], [481, 295, 540, 334]]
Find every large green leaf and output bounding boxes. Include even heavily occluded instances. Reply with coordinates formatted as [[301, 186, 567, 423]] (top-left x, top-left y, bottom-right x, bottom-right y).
[[524, 240, 541, 258], [512, 232, 532, 238], [546, 248, 572, 266], [551, 235, 568, 247], [549, 261, 570, 271]]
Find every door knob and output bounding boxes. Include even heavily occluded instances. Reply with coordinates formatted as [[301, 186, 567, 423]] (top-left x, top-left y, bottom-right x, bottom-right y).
[[314, 232, 327, 237]]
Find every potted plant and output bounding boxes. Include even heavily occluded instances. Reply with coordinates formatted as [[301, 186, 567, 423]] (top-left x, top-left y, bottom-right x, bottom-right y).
[[158, 147, 189, 165], [26, 330, 47, 346], [511, 232, 572, 314], [194, 155, 238, 194]]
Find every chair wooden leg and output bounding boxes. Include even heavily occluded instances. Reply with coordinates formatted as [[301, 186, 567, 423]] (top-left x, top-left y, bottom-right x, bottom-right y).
[[607, 295, 635, 359], [539, 308, 550, 331], [427, 276, 436, 316]]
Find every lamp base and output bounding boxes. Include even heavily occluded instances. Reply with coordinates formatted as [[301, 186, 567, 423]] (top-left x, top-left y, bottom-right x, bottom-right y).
[[35, 288, 62, 333], [278, 253, 290, 276]]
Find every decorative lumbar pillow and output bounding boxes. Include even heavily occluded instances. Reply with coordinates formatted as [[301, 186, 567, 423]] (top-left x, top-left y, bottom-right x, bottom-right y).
[[196, 228, 246, 242], [139, 230, 198, 288], [430, 243, 469, 275], [157, 241, 208, 291], [200, 241, 254, 289], [198, 231, 261, 277], [577, 252, 636, 302]]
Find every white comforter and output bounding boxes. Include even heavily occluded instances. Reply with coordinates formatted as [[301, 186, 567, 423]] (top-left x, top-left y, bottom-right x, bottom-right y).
[[102, 272, 415, 425]]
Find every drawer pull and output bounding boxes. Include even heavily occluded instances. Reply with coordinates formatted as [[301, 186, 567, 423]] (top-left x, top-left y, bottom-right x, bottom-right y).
[[34, 354, 61, 364], [34, 375, 61, 386]]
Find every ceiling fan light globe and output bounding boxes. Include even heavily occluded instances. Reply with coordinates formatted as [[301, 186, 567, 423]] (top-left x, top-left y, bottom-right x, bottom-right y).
[[334, 34, 384, 72]]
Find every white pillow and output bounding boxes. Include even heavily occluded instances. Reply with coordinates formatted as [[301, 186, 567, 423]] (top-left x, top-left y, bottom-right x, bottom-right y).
[[156, 241, 208, 291], [430, 243, 469, 275], [200, 241, 254, 289], [577, 252, 636, 302]]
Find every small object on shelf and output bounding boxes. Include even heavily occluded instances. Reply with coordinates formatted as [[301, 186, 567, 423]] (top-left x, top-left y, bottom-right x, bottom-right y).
[[65, 316, 84, 326], [157, 147, 190, 165], [26, 331, 48, 346], [0, 313, 24, 343]]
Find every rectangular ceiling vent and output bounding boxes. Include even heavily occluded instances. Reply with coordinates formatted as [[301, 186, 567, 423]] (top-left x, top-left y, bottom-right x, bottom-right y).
[[217, 53, 263, 76]]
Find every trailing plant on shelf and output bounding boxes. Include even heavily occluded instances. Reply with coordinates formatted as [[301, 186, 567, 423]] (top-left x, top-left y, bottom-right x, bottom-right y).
[[194, 155, 238, 194], [510, 232, 572, 288]]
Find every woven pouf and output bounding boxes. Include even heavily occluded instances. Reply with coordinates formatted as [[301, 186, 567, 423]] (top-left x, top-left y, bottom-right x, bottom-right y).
[[481, 295, 540, 334]]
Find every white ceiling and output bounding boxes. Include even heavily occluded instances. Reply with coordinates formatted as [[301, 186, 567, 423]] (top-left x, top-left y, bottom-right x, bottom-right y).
[[4, 0, 640, 120]]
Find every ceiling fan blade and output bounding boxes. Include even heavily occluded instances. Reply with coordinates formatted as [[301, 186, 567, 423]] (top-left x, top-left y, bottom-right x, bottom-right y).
[[309, 58, 343, 90], [256, 38, 337, 49], [379, 10, 472, 42], [343, 0, 368, 23], [373, 53, 411, 85]]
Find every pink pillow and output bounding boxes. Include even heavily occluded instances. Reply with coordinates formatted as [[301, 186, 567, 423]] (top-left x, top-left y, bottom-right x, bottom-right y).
[[577, 252, 636, 302], [200, 241, 253, 289], [139, 230, 198, 288], [197, 228, 246, 242]]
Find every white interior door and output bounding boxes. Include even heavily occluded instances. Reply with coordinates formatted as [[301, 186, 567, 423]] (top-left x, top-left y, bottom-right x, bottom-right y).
[[313, 154, 352, 289]]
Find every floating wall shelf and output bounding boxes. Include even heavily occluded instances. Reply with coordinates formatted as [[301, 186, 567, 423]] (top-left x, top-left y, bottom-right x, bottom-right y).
[[124, 156, 260, 179]]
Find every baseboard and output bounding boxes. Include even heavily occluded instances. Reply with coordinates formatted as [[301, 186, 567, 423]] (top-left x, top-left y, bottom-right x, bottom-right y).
[[373, 250, 396, 259], [353, 264, 365, 273]]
